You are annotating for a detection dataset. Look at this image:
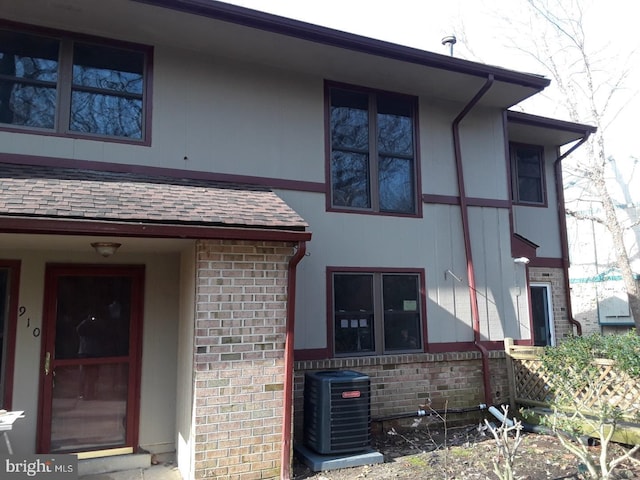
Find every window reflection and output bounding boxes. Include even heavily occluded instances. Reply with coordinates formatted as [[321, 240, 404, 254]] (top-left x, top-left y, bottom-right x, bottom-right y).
[[329, 86, 416, 214], [70, 92, 142, 138], [55, 276, 131, 360], [0, 27, 148, 141], [512, 144, 545, 204], [377, 96, 413, 156], [379, 156, 414, 213], [331, 151, 371, 208], [72, 43, 143, 94], [0, 29, 59, 128], [70, 43, 144, 138]]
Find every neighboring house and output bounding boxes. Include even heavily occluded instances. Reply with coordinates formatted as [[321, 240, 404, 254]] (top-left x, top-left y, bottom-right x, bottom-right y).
[[0, 1, 595, 479], [567, 202, 640, 335]]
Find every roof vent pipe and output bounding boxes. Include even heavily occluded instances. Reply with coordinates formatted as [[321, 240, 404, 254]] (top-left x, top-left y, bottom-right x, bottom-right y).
[[441, 35, 457, 56]]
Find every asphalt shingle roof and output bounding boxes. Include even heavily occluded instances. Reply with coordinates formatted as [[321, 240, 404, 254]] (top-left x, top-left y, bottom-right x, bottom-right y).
[[0, 163, 308, 230]]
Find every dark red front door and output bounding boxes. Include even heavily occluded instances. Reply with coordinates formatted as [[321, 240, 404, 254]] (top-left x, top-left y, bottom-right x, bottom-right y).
[[38, 265, 144, 454]]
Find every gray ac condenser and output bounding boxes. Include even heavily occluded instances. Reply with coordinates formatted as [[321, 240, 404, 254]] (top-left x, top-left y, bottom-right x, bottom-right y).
[[303, 370, 371, 455]]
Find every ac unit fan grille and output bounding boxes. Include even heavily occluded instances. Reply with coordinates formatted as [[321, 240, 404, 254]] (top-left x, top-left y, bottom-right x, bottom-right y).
[[328, 381, 371, 451]]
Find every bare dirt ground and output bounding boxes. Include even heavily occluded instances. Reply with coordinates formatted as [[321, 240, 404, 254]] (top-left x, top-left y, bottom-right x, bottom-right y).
[[293, 421, 640, 480]]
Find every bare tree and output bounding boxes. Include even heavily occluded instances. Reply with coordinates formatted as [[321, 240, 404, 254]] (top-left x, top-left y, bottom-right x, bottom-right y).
[[503, 0, 640, 331]]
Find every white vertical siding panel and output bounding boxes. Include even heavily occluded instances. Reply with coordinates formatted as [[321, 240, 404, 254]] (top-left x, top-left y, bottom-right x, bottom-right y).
[[420, 99, 458, 196], [459, 109, 509, 200], [468, 207, 492, 340], [469, 207, 522, 341], [426, 204, 473, 343]]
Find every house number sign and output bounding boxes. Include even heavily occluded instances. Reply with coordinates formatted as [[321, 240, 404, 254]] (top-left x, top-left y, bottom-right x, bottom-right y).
[[19, 306, 40, 337]]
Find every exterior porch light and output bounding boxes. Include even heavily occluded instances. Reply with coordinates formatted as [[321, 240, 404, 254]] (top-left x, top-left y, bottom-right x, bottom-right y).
[[91, 242, 122, 257], [513, 257, 530, 264]]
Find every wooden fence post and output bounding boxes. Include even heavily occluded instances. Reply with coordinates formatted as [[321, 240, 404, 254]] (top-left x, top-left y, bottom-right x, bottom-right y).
[[504, 337, 517, 411]]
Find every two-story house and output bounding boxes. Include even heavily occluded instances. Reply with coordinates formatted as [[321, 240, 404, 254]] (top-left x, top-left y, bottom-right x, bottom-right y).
[[0, 1, 595, 479]]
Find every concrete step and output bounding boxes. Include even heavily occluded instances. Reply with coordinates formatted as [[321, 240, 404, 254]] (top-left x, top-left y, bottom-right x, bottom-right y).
[[78, 453, 151, 476]]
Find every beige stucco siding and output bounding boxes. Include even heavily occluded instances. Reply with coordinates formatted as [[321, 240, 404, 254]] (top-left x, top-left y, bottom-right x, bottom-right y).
[[3, 248, 181, 454]]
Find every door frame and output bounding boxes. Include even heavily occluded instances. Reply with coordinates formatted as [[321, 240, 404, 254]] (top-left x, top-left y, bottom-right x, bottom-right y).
[[37, 264, 145, 454], [0, 260, 20, 410], [530, 282, 555, 346]]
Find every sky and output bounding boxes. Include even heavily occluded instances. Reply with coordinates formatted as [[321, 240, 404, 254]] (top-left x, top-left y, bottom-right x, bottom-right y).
[[220, 0, 639, 162]]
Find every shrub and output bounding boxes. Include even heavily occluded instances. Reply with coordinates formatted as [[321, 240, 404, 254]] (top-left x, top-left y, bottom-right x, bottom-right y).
[[543, 332, 640, 379], [537, 333, 640, 479]]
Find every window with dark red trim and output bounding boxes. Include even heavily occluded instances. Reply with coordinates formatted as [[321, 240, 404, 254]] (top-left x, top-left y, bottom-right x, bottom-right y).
[[511, 143, 546, 205], [331, 270, 423, 356], [0, 25, 151, 143], [328, 84, 418, 215]]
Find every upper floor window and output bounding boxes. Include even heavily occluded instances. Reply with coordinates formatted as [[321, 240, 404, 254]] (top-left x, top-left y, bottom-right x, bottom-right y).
[[511, 143, 545, 205], [328, 84, 418, 215], [0, 25, 151, 143], [331, 270, 424, 356]]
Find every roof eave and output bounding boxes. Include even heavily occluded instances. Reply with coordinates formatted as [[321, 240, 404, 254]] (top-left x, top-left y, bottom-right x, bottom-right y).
[[507, 111, 597, 135], [507, 110, 597, 147], [133, 0, 551, 91], [0, 216, 312, 242]]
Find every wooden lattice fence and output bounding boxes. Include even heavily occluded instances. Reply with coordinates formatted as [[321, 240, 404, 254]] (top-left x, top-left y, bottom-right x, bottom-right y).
[[504, 338, 640, 416]]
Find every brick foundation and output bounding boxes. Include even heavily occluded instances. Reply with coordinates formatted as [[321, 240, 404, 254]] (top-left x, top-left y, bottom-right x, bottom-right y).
[[293, 351, 508, 441], [193, 239, 295, 480]]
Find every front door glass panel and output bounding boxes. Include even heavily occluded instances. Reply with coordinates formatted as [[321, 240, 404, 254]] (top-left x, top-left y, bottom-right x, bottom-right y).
[[40, 268, 141, 454], [50, 364, 129, 452], [54, 276, 131, 360]]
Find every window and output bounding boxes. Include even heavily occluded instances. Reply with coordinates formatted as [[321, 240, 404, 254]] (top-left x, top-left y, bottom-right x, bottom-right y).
[[328, 85, 418, 214], [0, 25, 150, 142], [331, 270, 423, 356], [511, 143, 545, 204]]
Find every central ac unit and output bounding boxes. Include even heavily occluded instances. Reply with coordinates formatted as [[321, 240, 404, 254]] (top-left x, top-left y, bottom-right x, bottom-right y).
[[303, 370, 371, 455]]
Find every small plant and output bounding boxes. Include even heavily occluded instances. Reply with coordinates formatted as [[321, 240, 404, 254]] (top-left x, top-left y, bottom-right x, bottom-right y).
[[422, 400, 450, 477], [386, 427, 425, 453], [539, 333, 640, 479], [484, 405, 523, 480]]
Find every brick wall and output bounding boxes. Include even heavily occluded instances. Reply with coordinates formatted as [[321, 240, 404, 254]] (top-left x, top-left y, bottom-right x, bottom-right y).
[[529, 267, 575, 340], [293, 351, 508, 441], [193, 239, 294, 480]]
